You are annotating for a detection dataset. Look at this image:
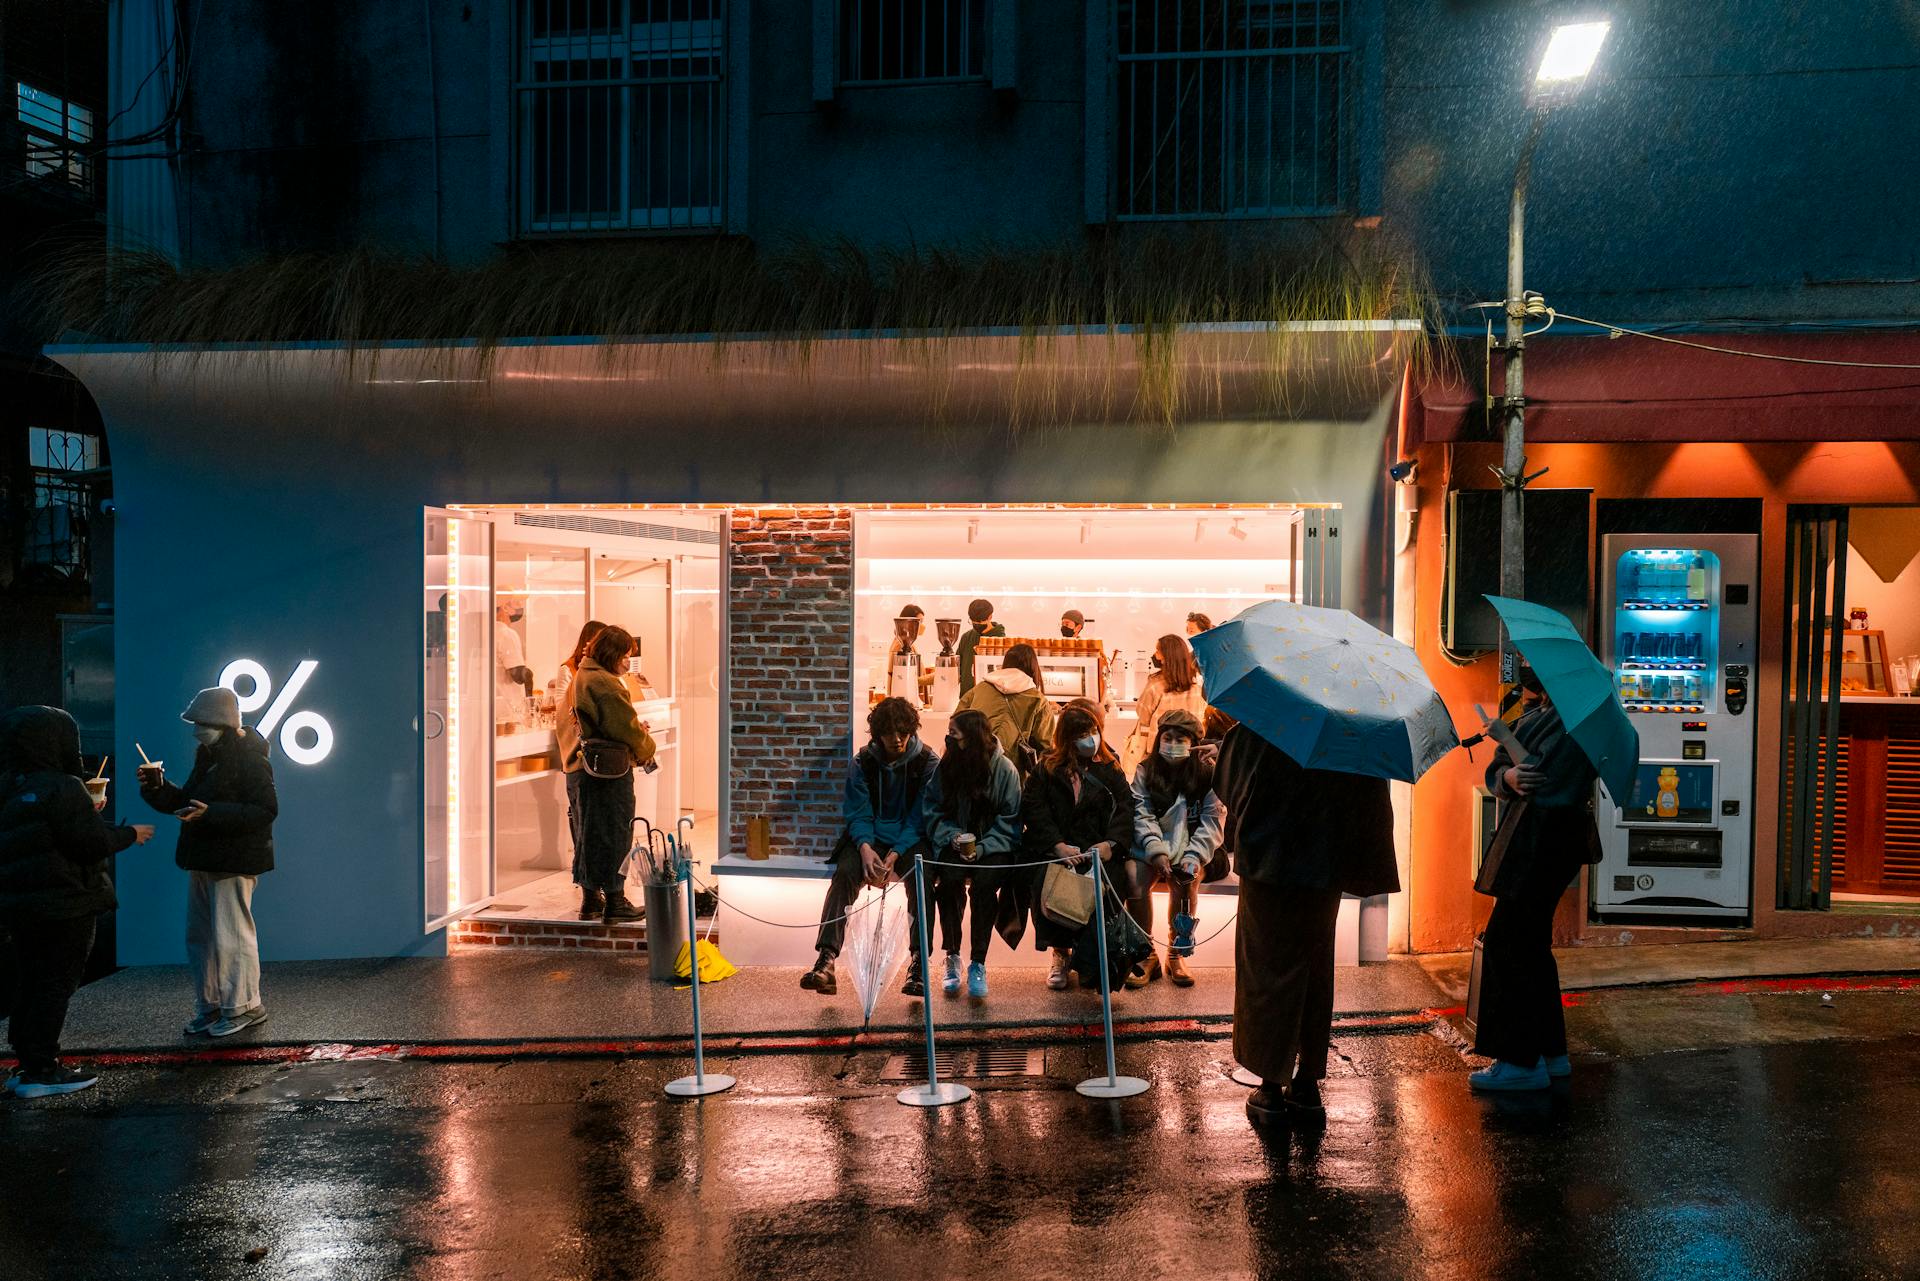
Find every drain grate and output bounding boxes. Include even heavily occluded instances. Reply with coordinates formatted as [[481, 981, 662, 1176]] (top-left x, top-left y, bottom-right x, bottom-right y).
[[878, 1046, 1046, 1083]]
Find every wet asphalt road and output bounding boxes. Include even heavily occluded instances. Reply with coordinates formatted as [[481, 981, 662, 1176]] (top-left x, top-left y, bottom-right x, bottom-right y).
[[5, 1025, 1919, 1281]]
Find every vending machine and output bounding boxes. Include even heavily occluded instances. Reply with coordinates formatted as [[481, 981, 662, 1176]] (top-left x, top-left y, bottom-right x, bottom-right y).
[[1592, 534, 1760, 920]]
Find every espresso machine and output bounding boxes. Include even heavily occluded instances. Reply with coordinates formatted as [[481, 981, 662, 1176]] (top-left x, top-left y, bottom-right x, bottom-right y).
[[930, 618, 963, 710], [889, 615, 925, 704]]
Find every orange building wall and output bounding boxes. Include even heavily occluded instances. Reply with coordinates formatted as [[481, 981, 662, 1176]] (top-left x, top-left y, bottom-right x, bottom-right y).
[[1406, 441, 1920, 953]]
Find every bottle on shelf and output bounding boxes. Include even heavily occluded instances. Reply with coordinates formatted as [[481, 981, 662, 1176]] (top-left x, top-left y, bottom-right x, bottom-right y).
[[1686, 554, 1707, 602]]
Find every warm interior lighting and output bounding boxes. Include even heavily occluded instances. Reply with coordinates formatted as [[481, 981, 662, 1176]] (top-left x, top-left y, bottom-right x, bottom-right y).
[[1534, 21, 1610, 93]]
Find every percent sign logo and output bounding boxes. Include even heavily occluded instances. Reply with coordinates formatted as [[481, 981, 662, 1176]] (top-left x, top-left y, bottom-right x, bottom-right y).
[[218, 659, 335, 766]]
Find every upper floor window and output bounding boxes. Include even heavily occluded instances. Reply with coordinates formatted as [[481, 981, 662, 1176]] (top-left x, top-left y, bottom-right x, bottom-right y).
[[840, 0, 988, 85], [515, 1, 726, 234], [16, 82, 95, 192], [1114, 0, 1349, 219], [23, 429, 100, 580]]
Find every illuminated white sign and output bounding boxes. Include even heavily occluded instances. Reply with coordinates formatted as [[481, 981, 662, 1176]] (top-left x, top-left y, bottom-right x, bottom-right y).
[[219, 658, 336, 766]]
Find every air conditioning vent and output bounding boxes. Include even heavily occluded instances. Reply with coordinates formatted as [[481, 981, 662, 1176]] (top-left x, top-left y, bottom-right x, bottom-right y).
[[513, 513, 720, 545]]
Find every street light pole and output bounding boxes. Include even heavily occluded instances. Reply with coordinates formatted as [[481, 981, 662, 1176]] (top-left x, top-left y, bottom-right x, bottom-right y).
[[1496, 18, 1610, 686], [1498, 110, 1547, 686]]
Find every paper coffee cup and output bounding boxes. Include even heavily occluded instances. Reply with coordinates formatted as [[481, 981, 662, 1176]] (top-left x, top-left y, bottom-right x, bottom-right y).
[[84, 777, 109, 811], [955, 832, 978, 859]]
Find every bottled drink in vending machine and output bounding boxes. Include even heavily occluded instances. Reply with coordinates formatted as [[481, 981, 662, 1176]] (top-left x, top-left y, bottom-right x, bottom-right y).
[[1687, 554, 1708, 602]]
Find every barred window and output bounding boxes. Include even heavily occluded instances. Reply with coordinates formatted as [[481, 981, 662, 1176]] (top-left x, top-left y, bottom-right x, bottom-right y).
[[840, 0, 988, 85], [16, 82, 94, 191], [24, 429, 99, 579], [516, 1, 726, 234], [1115, 0, 1350, 219]]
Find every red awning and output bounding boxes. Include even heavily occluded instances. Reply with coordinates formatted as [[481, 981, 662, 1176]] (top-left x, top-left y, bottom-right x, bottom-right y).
[[1411, 331, 1920, 445]]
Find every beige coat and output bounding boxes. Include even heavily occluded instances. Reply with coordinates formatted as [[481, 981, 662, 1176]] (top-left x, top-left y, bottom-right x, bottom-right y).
[[1122, 673, 1209, 775]]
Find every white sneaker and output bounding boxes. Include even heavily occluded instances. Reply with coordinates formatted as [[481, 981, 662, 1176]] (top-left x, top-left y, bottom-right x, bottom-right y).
[[1047, 949, 1072, 990], [207, 1006, 269, 1038]]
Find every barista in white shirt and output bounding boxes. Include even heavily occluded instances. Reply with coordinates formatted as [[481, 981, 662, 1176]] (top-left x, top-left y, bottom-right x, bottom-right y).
[[495, 597, 532, 727]]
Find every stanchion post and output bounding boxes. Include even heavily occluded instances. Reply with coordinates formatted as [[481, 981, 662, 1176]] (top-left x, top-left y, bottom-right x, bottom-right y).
[[898, 852, 970, 1108], [1076, 852, 1148, 1099], [666, 862, 733, 1098]]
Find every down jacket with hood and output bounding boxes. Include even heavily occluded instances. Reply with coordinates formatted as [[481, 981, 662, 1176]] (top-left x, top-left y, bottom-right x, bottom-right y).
[[141, 726, 280, 876], [0, 706, 140, 919], [954, 666, 1057, 765]]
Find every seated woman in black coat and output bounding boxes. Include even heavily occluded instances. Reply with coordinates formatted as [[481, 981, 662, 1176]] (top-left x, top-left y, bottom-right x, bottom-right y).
[[1020, 703, 1133, 992]]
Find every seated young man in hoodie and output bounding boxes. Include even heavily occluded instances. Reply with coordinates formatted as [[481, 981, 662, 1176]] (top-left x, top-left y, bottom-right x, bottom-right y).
[[801, 696, 939, 995]]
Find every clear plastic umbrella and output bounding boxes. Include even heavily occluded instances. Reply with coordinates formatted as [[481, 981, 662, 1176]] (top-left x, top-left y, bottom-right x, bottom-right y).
[[842, 881, 911, 1027]]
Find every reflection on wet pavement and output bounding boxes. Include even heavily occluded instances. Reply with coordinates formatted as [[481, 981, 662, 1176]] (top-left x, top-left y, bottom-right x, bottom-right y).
[[5, 1032, 1920, 1280]]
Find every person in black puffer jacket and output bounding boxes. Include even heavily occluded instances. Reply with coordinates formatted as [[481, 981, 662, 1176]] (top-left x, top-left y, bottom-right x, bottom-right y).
[[0, 706, 154, 1097], [138, 687, 278, 1040]]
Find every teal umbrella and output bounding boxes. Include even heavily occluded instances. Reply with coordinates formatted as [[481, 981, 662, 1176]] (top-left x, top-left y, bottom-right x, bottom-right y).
[[1484, 595, 1640, 800], [1191, 601, 1459, 782]]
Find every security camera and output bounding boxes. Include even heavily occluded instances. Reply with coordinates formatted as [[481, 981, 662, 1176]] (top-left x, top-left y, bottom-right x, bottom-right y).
[[1388, 459, 1418, 485], [99, 498, 118, 515]]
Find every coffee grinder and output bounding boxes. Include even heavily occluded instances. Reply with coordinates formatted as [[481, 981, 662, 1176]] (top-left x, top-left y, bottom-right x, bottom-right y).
[[930, 617, 963, 710], [889, 614, 925, 704]]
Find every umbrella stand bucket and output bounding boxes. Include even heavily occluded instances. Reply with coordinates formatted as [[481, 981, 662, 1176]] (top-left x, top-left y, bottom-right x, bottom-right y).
[[644, 879, 687, 981]]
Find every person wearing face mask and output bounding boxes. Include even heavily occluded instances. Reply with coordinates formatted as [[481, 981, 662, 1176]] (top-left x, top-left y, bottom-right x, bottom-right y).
[[495, 598, 533, 729], [138, 687, 279, 1039], [1122, 634, 1210, 776], [1124, 709, 1224, 989], [1469, 663, 1602, 1093], [1059, 609, 1086, 639], [914, 710, 1023, 999], [1019, 704, 1133, 992]]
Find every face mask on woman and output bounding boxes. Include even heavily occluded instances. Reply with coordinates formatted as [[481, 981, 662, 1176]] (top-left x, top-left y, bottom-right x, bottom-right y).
[[1159, 739, 1191, 762], [193, 725, 224, 747], [1148, 658, 1162, 672], [1074, 733, 1100, 757]]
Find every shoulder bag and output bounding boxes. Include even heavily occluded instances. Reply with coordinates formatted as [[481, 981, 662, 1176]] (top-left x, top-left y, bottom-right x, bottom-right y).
[[573, 684, 634, 780]]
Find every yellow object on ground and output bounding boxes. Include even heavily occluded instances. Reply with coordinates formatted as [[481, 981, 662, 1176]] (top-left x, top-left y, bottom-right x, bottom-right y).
[[674, 938, 737, 984]]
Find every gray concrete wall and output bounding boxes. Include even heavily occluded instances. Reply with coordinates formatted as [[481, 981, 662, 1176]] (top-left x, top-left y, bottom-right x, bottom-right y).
[[153, 1, 1920, 323]]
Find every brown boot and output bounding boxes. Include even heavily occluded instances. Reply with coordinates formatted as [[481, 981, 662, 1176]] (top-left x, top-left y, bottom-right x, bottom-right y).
[[1165, 942, 1194, 987]]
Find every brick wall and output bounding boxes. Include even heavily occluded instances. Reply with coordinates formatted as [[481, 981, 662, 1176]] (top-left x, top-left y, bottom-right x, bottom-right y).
[[728, 506, 855, 860]]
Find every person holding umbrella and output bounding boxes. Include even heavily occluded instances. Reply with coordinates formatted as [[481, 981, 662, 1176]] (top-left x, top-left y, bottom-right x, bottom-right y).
[[1192, 601, 1457, 1129], [1467, 597, 1636, 1093]]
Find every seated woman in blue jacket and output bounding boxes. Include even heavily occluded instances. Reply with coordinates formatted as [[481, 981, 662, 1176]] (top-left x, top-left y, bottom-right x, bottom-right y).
[[801, 696, 939, 997], [914, 709, 1023, 1000]]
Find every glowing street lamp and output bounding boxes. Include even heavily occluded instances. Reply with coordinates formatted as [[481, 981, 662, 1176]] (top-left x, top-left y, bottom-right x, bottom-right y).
[[1496, 19, 1611, 685]]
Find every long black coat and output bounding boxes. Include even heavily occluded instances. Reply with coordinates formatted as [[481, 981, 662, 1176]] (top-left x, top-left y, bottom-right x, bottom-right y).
[[141, 728, 279, 876], [1020, 758, 1133, 951], [1484, 704, 1601, 899], [0, 706, 138, 919], [1212, 724, 1399, 898]]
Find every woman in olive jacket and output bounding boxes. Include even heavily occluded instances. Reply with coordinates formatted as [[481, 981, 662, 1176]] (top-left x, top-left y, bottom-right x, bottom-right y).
[[1213, 720, 1398, 1128], [569, 626, 658, 925], [1020, 703, 1134, 992]]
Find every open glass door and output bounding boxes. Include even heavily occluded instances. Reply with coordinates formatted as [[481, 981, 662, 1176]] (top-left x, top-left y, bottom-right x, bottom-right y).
[[425, 508, 495, 930]]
